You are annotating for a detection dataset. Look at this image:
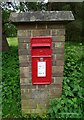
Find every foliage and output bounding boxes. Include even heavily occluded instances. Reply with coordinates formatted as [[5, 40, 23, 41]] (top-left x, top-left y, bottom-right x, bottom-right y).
[[47, 2, 83, 42], [18, 2, 47, 11], [2, 9, 17, 37], [20, 113, 49, 120], [48, 42, 83, 119], [1, 1, 46, 37], [2, 38, 21, 118]]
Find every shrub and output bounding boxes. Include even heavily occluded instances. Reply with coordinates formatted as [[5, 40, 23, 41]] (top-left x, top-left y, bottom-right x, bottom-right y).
[[2, 46, 21, 118], [48, 42, 83, 119]]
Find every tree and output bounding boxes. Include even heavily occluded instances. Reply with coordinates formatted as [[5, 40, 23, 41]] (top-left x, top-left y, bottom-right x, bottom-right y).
[[1, 1, 47, 36], [47, 2, 83, 42], [1, 1, 47, 51], [1, 2, 11, 51], [0, 4, 9, 51]]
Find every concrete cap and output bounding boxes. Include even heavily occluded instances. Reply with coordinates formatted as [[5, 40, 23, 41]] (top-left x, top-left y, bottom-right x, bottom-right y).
[[9, 11, 74, 23]]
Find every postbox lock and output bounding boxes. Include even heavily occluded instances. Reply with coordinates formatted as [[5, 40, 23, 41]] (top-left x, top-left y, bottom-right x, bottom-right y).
[[40, 57, 44, 61]]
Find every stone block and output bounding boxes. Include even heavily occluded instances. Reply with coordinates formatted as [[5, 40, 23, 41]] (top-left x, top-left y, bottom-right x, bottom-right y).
[[18, 24, 37, 30], [18, 42, 26, 49], [30, 89, 48, 99], [21, 89, 33, 99], [56, 60, 64, 66], [21, 91, 28, 100], [32, 30, 50, 36], [19, 55, 27, 63], [20, 78, 32, 85], [53, 72, 63, 77], [36, 24, 47, 29], [21, 89, 25, 94], [53, 48, 64, 54], [20, 62, 31, 67], [19, 49, 30, 55], [18, 42, 30, 50], [56, 54, 64, 60], [19, 55, 31, 63], [56, 84, 62, 89], [54, 42, 64, 48], [52, 36, 65, 42], [52, 66, 64, 74], [21, 100, 29, 109], [48, 85, 62, 98], [38, 85, 46, 89], [27, 99, 37, 109], [52, 54, 64, 66], [51, 29, 65, 36], [20, 67, 29, 78], [53, 41, 64, 50], [18, 30, 31, 37], [48, 24, 65, 29], [21, 85, 36, 89], [37, 103, 47, 110], [18, 37, 30, 43], [53, 77, 63, 84]]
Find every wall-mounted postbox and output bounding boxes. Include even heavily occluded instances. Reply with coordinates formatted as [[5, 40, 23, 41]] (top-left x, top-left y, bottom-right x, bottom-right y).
[[31, 37, 52, 84]]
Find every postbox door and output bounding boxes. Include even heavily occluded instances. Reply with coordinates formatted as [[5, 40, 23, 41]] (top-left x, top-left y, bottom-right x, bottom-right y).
[[31, 36, 52, 85], [32, 57, 52, 84]]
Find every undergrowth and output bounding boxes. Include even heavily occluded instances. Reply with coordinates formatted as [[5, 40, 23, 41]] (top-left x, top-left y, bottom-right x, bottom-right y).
[[2, 38, 21, 118], [48, 42, 84, 119]]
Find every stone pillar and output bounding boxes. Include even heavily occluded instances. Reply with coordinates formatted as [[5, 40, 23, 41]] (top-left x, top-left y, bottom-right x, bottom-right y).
[[9, 11, 74, 114]]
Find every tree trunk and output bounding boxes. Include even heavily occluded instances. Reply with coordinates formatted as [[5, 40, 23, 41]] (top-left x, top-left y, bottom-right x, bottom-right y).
[[0, 6, 9, 52], [0, 6, 2, 52], [2, 32, 9, 52]]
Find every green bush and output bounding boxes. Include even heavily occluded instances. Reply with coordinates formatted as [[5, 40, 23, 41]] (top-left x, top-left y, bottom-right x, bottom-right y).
[[48, 42, 83, 119], [2, 46, 21, 118]]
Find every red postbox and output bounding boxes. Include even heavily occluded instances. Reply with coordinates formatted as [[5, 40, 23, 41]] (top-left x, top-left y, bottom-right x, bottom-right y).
[[31, 36, 52, 84]]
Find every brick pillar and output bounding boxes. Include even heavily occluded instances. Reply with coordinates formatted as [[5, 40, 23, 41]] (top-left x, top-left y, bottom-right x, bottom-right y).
[[17, 23, 65, 114], [9, 11, 74, 115]]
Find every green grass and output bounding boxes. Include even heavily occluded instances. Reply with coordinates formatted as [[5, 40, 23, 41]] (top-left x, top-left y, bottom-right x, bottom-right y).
[[2, 38, 83, 118], [7, 37, 18, 47]]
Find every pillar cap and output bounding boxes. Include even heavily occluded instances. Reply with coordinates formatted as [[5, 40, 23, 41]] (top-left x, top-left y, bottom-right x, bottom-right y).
[[9, 11, 74, 23]]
